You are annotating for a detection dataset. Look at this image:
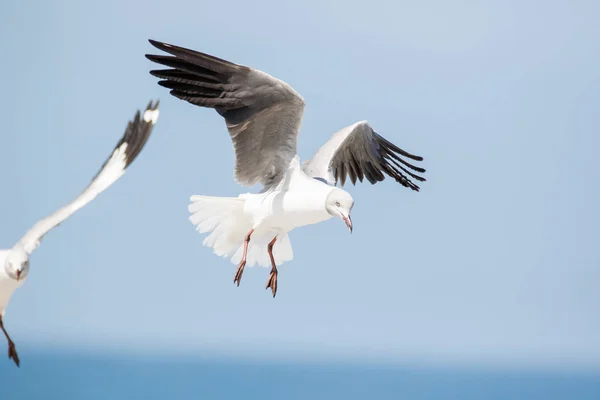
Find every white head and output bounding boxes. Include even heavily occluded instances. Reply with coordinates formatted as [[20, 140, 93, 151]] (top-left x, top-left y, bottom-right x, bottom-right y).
[[4, 248, 30, 281], [325, 188, 355, 233]]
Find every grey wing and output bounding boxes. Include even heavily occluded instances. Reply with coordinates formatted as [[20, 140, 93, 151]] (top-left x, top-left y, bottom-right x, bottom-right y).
[[146, 40, 305, 188], [302, 121, 426, 191], [17, 101, 158, 255]]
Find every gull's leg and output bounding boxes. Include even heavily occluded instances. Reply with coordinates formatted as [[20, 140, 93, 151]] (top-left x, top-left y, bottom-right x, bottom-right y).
[[233, 229, 254, 287], [265, 236, 279, 298], [0, 315, 20, 367]]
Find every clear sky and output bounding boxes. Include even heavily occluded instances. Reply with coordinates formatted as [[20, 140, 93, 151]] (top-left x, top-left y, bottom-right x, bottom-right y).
[[0, 0, 599, 373]]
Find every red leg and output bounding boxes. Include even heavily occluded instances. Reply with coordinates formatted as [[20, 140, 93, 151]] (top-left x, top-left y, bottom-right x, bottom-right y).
[[265, 236, 279, 298], [0, 315, 20, 367], [233, 229, 254, 287]]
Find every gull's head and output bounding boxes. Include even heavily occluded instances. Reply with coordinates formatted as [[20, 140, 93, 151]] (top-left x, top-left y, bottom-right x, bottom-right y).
[[325, 189, 354, 233], [4, 249, 30, 281]]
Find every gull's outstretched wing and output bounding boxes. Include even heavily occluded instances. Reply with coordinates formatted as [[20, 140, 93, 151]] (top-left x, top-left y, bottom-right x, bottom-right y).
[[16, 101, 159, 255], [146, 39, 305, 188], [302, 121, 426, 191]]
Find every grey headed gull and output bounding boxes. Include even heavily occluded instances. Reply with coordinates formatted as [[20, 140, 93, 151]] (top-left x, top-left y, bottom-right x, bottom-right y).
[[0, 101, 159, 367], [146, 39, 426, 297]]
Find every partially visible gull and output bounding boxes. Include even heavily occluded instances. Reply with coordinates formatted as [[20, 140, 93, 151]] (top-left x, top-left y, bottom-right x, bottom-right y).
[[146, 39, 426, 298], [0, 101, 159, 367]]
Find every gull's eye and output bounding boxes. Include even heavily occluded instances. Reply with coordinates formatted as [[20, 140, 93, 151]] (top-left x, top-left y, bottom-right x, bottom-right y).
[[335, 201, 341, 207]]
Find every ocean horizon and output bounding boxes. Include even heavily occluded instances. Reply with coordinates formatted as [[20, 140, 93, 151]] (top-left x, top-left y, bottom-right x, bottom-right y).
[[1, 345, 599, 399]]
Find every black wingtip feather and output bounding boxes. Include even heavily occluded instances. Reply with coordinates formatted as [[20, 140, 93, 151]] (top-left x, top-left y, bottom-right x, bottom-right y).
[[146, 40, 250, 111], [331, 126, 426, 192], [157, 80, 222, 97], [147, 39, 239, 74], [376, 134, 426, 191], [90, 100, 158, 182], [376, 133, 424, 162], [146, 55, 224, 83], [122, 100, 159, 168]]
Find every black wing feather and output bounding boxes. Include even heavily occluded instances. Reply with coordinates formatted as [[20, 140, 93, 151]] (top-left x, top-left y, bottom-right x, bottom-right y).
[[331, 124, 426, 191], [92, 100, 158, 181]]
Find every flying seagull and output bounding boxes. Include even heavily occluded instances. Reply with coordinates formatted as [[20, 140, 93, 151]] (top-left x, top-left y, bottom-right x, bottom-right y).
[[0, 101, 159, 367], [146, 39, 426, 297]]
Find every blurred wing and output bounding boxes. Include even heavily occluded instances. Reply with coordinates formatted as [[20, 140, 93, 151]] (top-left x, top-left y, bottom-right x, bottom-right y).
[[146, 39, 305, 188], [302, 121, 426, 191], [17, 101, 159, 255]]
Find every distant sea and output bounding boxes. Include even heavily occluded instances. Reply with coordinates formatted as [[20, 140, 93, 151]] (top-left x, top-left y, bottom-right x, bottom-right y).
[[1, 348, 599, 399]]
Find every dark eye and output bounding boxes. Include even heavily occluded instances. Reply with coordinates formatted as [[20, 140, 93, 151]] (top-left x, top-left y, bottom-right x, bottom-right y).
[[335, 201, 341, 207]]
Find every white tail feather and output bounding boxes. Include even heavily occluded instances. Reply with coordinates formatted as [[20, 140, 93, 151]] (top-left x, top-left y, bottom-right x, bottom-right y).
[[188, 195, 294, 267]]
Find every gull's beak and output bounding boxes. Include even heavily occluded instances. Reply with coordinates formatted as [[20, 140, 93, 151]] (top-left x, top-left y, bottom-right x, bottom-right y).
[[342, 213, 353, 233], [15, 269, 21, 281]]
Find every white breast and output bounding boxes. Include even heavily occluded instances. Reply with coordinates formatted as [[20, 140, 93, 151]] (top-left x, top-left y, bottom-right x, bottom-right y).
[[244, 160, 335, 233], [0, 278, 20, 316], [0, 251, 23, 315]]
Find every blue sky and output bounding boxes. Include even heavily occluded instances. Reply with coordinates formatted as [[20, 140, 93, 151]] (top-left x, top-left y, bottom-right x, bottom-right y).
[[0, 0, 599, 373]]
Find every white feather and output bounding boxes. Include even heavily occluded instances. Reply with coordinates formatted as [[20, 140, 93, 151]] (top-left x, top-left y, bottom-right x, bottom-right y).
[[0, 251, 20, 315], [188, 195, 294, 267], [143, 108, 160, 124]]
